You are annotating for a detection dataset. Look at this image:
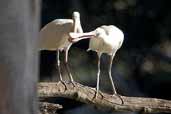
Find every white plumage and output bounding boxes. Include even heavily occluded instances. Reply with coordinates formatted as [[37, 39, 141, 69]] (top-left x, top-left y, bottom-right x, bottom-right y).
[[39, 12, 83, 82], [88, 25, 124, 55], [40, 19, 74, 50], [69, 25, 124, 100]]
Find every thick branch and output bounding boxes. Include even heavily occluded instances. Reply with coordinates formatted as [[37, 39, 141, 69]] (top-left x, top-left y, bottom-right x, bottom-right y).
[[38, 81, 171, 113]]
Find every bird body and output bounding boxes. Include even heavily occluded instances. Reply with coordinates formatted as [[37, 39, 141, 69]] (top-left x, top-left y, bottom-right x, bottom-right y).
[[39, 12, 83, 82], [69, 25, 124, 102], [40, 19, 74, 50], [88, 25, 124, 55]]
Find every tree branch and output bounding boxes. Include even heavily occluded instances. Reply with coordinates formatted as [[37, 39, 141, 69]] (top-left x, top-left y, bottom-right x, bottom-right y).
[[38, 81, 171, 113]]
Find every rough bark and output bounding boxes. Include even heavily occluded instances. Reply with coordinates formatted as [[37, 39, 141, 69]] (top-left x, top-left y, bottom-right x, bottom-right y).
[[38, 81, 171, 113], [39, 102, 62, 114]]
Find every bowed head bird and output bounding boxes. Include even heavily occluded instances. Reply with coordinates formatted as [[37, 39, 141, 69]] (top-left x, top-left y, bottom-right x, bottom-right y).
[[69, 25, 124, 101]]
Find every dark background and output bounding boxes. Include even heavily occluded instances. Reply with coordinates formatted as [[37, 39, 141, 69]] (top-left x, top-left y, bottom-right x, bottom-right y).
[[39, 0, 171, 114]]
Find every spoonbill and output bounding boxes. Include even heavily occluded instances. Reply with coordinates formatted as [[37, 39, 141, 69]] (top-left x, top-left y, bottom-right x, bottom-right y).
[[69, 25, 124, 100], [39, 11, 83, 83]]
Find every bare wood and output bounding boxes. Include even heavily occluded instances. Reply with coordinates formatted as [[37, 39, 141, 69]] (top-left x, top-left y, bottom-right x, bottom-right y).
[[38, 81, 171, 113], [39, 102, 62, 114]]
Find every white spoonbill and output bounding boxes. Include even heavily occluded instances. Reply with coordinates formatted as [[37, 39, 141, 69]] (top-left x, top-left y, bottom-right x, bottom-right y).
[[69, 25, 124, 99], [39, 11, 83, 83]]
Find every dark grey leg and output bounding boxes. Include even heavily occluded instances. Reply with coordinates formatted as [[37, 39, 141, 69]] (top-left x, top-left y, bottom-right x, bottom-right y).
[[109, 53, 124, 104], [108, 54, 117, 94], [56, 50, 63, 81], [64, 49, 74, 83], [95, 53, 102, 98]]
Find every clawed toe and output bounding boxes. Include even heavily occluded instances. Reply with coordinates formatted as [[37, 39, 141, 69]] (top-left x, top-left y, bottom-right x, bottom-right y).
[[59, 80, 68, 90], [93, 91, 98, 100], [92, 90, 104, 100], [71, 81, 76, 87], [112, 94, 124, 104], [67, 80, 77, 87]]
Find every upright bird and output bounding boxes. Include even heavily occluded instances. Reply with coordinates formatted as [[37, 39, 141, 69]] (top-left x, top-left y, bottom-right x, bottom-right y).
[[39, 11, 83, 83], [69, 25, 124, 99]]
